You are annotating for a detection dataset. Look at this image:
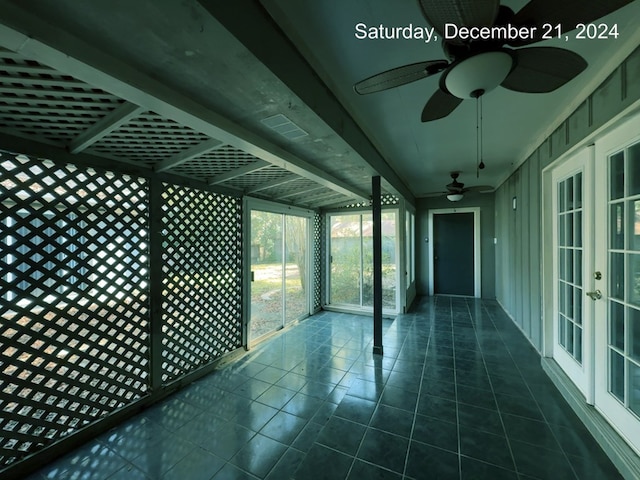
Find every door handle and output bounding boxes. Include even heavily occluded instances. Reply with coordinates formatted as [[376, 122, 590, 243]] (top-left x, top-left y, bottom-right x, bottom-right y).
[[586, 289, 602, 301]]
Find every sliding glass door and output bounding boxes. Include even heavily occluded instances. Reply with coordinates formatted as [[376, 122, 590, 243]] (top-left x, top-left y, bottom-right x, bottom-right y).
[[328, 210, 398, 313], [249, 204, 310, 344]]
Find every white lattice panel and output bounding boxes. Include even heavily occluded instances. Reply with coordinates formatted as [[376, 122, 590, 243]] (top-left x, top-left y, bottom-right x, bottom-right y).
[[0, 49, 123, 146], [170, 145, 262, 178], [161, 184, 242, 382], [88, 112, 210, 167], [0, 151, 150, 468]]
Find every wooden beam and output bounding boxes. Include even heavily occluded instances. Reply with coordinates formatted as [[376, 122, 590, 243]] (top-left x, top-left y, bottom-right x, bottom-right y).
[[245, 173, 299, 194], [154, 138, 224, 172], [208, 160, 269, 185], [67, 101, 145, 153]]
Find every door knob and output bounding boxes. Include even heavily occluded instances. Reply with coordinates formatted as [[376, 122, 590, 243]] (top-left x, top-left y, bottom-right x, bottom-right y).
[[586, 289, 602, 300]]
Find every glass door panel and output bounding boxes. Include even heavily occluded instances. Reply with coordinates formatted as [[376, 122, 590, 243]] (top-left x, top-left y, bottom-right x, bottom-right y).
[[551, 147, 593, 399], [603, 142, 640, 419], [250, 210, 284, 340], [330, 214, 362, 305], [329, 210, 399, 312], [382, 211, 397, 310], [557, 172, 584, 364], [285, 215, 308, 325]]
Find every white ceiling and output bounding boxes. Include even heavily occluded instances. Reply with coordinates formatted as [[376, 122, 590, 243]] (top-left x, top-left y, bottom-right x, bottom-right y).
[[0, 0, 638, 206], [260, 0, 640, 196]]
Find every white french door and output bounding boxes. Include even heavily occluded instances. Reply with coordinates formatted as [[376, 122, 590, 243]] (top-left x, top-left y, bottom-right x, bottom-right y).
[[551, 147, 595, 401], [593, 116, 640, 454]]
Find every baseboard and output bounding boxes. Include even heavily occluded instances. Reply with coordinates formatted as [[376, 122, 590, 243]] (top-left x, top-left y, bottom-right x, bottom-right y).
[[542, 357, 640, 480]]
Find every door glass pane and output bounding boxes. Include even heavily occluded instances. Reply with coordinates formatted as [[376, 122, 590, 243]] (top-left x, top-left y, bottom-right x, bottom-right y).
[[285, 215, 308, 324], [574, 287, 582, 325], [628, 143, 640, 196], [575, 172, 583, 209], [611, 203, 624, 249], [631, 200, 640, 252], [630, 307, 640, 363], [610, 301, 625, 350], [610, 350, 625, 402], [251, 211, 283, 340], [611, 151, 624, 200], [382, 211, 397, 310], [330, 214, 361, 305], [629, 254, 640, 307], [610, 252, 625, 301], [629, 362, 640, 417], [362, 214, 374, 308]]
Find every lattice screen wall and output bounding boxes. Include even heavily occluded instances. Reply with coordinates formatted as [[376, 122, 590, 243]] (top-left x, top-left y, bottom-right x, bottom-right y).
[[161, 184, 242, 383], [0, 152, 151, 467], [313, 212, 323, 312], [0, 152, 245, 468]]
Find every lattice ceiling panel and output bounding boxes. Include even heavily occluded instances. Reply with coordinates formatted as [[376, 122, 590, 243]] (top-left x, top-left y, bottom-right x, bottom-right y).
[[169, 145, 263, 178], [0, 151, 150, 467], [88, 112, 210, 167], [220, 164, 292, 190], [0, 49, 123, 146]]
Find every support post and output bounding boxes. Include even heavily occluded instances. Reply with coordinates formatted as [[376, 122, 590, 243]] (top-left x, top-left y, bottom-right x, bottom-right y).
[[372, 176, 383, 355]]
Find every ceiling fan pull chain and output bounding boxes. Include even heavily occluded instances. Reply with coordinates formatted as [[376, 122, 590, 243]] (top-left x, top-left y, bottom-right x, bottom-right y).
[[479, 94, 485, 172], [476, 96, 480, 178]]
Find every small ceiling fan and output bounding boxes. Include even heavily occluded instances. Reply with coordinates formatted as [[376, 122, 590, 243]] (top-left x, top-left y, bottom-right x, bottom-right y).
[[424, 172, 493, 201], [354, 0, 632, 121]]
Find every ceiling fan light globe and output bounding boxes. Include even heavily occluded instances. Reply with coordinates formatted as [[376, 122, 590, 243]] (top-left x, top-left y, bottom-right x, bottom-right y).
[[443, 51, 514, 99], [447, 193, 464, 202]]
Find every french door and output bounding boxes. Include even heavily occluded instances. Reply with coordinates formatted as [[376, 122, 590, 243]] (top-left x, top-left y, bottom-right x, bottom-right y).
[[592, 117, 640, 454], [550, 114, 640, 455], [551, 147, 594, 401]]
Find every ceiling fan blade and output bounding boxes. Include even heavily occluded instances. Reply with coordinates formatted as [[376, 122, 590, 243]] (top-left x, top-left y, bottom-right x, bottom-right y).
[[421, 191, 449, 197], [501, 47, 587, 93], [509, 0, 633, 45], [419, 0, 499, 44], [463, 185, 494, 193], [421, 89, 463, 122], [354, 60, 448, 95]]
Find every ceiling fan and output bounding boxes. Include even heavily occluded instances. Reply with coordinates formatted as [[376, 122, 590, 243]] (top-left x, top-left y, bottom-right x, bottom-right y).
[[424, 172, 493, 201], [354, 0, 633, 121]]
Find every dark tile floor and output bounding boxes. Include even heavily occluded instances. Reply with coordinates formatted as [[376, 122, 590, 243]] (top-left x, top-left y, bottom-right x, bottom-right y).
[[28, 297, 622, 479]]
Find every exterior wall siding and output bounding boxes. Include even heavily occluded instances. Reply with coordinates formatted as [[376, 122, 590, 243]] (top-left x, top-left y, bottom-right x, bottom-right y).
[[495, 45, 640, 352]]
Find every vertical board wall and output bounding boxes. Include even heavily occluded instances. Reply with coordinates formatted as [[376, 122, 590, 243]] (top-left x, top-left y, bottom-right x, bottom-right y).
[[495, 45, 640, 352]]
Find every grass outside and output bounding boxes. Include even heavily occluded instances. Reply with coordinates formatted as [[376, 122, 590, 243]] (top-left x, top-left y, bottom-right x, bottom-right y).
[[250, 263, 307, 339]]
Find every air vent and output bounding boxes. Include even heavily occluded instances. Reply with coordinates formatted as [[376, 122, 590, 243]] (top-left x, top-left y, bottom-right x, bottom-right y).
[[261, 113, 308, 140]]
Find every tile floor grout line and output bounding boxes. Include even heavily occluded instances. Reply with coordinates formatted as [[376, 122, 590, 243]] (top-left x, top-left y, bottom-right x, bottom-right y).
[[481, 302, 583, 480], [464, 297, 520, 477], [399, 305, 434, 479]]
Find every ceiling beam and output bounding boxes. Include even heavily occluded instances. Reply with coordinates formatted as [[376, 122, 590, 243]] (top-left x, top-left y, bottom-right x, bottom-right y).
[[154, 138, 224, 173], [0, 5, 369, 203], [208, 159, 269, 185], [245, 173, 299, 194], [67, 101, 145, 153], [295, 190, 343, 205], [199, 0, 415, 205], [275, 185, 325, 200]]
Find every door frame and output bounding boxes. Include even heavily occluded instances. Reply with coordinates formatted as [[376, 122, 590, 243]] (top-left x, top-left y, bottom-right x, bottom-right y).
[[428, 207, 481, 298]]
